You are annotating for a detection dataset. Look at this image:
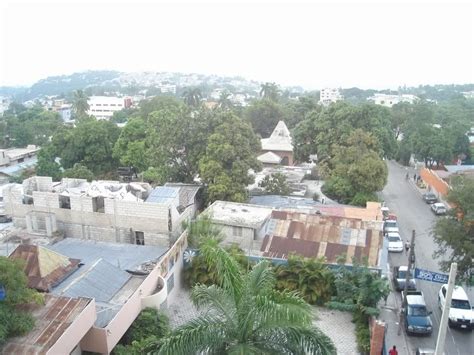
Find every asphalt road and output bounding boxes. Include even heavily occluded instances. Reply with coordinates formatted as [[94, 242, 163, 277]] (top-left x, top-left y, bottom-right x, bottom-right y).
[[381, 161, 473, 355]]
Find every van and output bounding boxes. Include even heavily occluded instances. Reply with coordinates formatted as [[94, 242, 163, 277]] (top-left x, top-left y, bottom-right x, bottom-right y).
[[438, 285, 473, 330]]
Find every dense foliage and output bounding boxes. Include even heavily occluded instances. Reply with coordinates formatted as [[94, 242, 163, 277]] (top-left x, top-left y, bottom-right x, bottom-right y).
[[113, 308, 170, 355], [433, 176, 474, 284], [0, 257, 43, 346], [258, 172, 291, 195]]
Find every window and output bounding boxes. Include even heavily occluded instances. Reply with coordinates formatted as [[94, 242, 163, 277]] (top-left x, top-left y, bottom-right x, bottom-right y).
[[92, 196, 105, 213], [135, 231, 145, 245], [442, 286, 446, 297], [17, 158, 24, 163], [233, 226, 243, 237], [59, 195, 71, 209]]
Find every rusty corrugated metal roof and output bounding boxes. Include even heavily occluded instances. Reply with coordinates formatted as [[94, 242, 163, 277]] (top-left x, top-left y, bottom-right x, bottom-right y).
[[262, 210, 382, 267], [9, 244, 80, 292], [1, 294, 91, 355]]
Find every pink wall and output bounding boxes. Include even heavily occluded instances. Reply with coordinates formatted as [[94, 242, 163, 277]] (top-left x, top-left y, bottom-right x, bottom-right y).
[[48, 299, 97, 355], [80, 231, 188, 354]]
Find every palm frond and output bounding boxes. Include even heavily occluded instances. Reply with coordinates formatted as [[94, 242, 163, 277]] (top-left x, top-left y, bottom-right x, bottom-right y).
[[244, 260, 275, 297], [158, 314, 227, 355], [191, 284, 236, 325], [200, 238, 244, 302]]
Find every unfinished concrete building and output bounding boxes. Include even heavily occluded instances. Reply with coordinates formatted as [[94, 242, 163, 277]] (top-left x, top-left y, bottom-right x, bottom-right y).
[[4, 177, 200, 247]]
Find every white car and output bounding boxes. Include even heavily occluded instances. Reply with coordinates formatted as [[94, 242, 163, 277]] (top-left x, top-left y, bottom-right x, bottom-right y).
[[383, 219, 399, 234], [431, 203, 447, 215], [387, 232, 404, 252], [438, 284, 474, 330]]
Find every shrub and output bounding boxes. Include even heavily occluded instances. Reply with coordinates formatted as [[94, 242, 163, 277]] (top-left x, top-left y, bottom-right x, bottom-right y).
[[350, 192, 379, 207]]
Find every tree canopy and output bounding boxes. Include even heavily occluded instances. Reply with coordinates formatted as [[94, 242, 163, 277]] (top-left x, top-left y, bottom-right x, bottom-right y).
[[433, 176, 474, 284], [199, 112, 261, 203], [0, 257, 43, 345]]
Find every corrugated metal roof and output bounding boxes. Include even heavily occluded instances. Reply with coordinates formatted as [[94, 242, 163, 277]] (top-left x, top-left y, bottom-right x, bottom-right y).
[[1, 294, 91, 355], [146, 186, 180, 203], [48, 238, 167, 271], [57, 259, 130, 303], [0, 157, 38, 176], [261, 210, 383, 267], [9, 244, 80, 292]]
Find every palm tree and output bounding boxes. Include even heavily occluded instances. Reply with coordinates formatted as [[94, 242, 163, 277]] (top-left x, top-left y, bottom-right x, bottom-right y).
[[182, 87, 202, 108], [259, 82, 281, 102], [72, 90, 90, 117], [217, 91, 233, 110], [158, 239, 336, 355]]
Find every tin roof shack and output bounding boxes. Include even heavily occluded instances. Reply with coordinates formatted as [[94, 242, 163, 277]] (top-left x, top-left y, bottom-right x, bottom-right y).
[[261, 209, 384, 269], [4, 177, 199, 247], [205, 201, 273, 252]]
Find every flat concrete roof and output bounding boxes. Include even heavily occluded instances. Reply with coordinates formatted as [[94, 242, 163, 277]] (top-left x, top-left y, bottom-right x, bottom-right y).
[[206, 200, 272, 229]]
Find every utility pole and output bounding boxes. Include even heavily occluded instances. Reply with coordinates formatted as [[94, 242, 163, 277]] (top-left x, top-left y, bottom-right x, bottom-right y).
[[398, 229, 415, 335], [435, 263, 457, 355]]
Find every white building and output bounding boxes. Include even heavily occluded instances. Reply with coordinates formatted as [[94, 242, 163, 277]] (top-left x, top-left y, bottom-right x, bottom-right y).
[[159, 83, 177, 94], [462, 91, 474, 99], [368, 93, 419, 107], [319, 88, 343, 106], [87, 96, 127, 120]]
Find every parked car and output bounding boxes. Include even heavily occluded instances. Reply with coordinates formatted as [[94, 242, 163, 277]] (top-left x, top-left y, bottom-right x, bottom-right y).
[[402, 290, 433, 335], [383, 219, 399, 234], [393, 265, 417, 291], [387, 232, 403, 253], [0, 215, 12, 223], [438, 284, 474, 330], [431, 202, 447, 215], [415, 349, 435, 355], [422, 192, 438, 204]]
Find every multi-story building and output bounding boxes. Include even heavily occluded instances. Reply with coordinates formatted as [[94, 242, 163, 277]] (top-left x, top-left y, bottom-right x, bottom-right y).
[[87, 96, 131, 120], [159, 83, 177, 94], [368, 93, 418, 107], [319, 88, 343, 106], [4, 177, 200, 246]]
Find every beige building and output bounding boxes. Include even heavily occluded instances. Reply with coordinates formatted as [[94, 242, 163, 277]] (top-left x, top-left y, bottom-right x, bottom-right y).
[[259, 121, 294, 166], [4, 231, 189, 354], [4, 176, 199, 247]]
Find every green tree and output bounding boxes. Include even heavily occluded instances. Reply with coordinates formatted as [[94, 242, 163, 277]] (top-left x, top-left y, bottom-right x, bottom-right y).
[[158, 238, 336, 355], [322, 130, 387, 205], [199, 113, 262, 203], [139, 96, 185, 120], [258, 172, 291, 195], [35, 144, 62, 181], [433, 176, 474, 284], [146, 108, 214, 183], [0, 257, 44, 345], [52, 119, 120, 176], [244, 99, 289, 137], [274, 255, 335, 305], [72, 89, 90, 117], [63, 163, 95, 181], [183, 214, 224, 248], [182, 87, 202, 108], [113, 118, 148, 172], [259, 82, 281, 102], [217, 91, 233, 110]]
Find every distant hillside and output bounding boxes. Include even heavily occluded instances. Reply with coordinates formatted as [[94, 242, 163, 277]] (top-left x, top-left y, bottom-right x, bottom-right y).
[[2, 69, 473, 103], [20, 70, 121, 100]]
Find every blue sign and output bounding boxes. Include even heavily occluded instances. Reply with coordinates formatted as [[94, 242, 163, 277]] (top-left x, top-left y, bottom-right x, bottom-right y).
[[415, 268, 449, 284]]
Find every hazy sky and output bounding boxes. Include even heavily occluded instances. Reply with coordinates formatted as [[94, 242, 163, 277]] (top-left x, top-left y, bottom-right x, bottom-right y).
[[0, 0, 473, 89]]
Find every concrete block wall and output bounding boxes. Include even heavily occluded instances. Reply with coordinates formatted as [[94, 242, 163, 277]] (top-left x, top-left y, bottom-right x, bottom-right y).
[[70, 195, 94, 213], [105, 200, 168, 220], [32, 191, 60, 209], [220, 224, 255, 250], [35, 176, 54, 192]]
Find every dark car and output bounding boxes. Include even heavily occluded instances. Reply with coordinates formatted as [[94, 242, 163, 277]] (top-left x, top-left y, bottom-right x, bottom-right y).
[[422, 193, 438, 204], [0, 215, 12, 223]]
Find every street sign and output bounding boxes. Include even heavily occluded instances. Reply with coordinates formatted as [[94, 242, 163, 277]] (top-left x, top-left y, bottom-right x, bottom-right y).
[[415, 268, 449, 284]]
